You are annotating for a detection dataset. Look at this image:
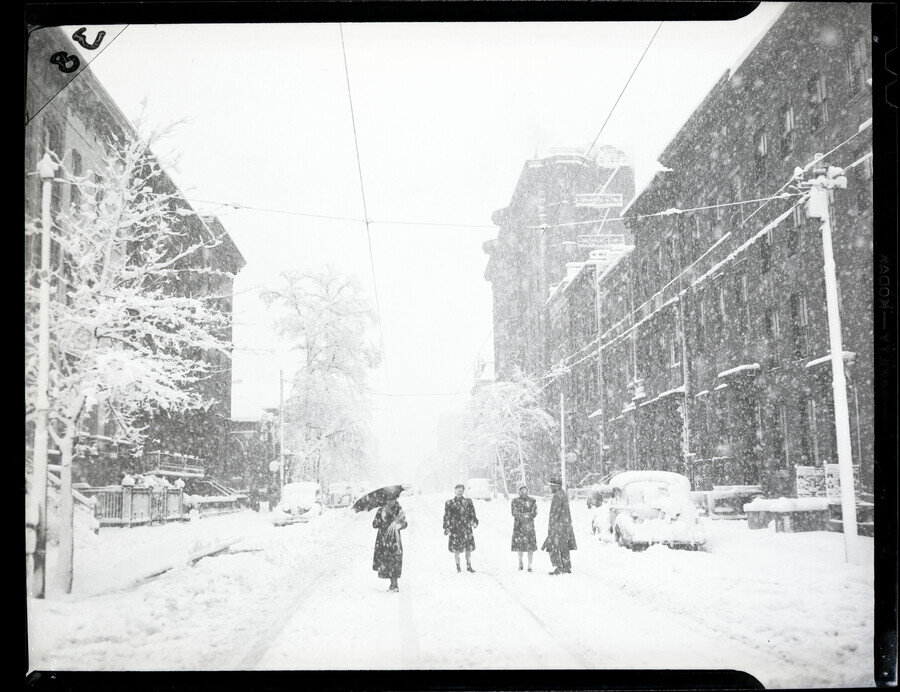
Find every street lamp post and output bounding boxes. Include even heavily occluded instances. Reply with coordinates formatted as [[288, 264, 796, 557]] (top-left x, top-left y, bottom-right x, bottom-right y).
[[279, 369, 285, 488], [28, 153, 58, 598]]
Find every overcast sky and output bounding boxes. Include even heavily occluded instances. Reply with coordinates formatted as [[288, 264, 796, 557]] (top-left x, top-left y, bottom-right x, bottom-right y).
[[53, 4, 787, 481]]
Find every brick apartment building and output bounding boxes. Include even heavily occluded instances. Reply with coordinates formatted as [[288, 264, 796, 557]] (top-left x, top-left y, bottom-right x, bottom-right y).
[[25, 27, 246, 488], [601, 3, 873, 497]]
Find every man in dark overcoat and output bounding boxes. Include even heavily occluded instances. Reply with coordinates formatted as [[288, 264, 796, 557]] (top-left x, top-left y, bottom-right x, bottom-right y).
[[443, 483, 478, 572], [541, 476, 576, 574]]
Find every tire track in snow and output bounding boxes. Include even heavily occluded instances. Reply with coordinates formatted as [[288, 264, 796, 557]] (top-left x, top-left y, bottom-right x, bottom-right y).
[[475, 565, 593, 668], [239, 513, 364, 669], [572, 536, 831, 686]]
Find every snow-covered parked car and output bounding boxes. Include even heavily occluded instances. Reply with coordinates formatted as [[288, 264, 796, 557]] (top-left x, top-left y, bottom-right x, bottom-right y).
[[466, 478, 494, 501], [272, 482, 324, 526], [591, 471, 706, 550]]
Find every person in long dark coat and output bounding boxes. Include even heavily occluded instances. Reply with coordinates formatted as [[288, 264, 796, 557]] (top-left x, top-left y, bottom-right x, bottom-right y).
[[443, 484, 478, 573], [511, 485, 538, 571], [372, 498, 407, 592], [541, 476, 576, 574]]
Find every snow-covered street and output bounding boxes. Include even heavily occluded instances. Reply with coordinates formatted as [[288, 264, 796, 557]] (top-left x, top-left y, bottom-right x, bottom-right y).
[[28, 495, 874, 687]]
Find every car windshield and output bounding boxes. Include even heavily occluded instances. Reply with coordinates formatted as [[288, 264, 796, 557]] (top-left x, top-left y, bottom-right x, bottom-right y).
[[623, 481, 681, 505]]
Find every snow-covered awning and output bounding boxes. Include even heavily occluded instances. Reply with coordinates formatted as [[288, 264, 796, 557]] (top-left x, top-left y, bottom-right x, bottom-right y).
[[717, 363, 760, 379], [805, 351, 857, 369]]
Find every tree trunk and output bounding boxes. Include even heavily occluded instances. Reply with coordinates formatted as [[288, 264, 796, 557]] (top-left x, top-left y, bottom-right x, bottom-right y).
[[55, 434, 75, 594], [516, 435, 527, 489], [496, 451, 510, 500]]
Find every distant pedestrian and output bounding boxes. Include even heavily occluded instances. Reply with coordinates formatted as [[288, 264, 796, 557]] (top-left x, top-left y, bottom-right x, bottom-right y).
[[373, 498, 407, 592], [511, 485, 538, 572], [542, 477, 576, 574], [443, 484, 478, 573]]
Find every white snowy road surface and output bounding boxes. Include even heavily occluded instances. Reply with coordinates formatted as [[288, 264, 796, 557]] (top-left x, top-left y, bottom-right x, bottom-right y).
[[28, 494, 875, 687]]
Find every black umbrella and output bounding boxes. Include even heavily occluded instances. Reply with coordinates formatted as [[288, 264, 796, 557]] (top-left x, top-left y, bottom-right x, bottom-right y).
[[351, 484, 408, 513]]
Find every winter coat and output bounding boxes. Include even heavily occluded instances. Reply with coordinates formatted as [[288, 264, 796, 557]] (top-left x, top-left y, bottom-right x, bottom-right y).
[[443, 496, 478, 552], [510, 496, 538, 551], [372, 500, 407, 579], [541, 488, 577, 553]]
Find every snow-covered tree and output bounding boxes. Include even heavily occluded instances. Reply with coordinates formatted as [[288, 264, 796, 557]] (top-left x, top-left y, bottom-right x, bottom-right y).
[[261, 268, 381, 485], [461, 369, 556, 496], [24, 122, 233, 592]]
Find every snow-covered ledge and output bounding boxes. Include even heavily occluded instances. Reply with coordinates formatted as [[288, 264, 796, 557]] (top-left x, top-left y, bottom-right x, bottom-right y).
[[639, 384, 685, 407], [805, 351, 857, 369], [717, 363, 760, 379]]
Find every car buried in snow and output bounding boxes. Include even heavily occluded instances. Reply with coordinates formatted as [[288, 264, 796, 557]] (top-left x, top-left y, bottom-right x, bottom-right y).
[[591, 471, 706, 550], [271, 481, 325, 526], [325, 481, 355, 508], [466, 477, 495, 501]]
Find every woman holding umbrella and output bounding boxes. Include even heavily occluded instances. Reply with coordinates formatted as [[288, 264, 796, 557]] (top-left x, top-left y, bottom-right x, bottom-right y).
[[360, 486, 408, 592]]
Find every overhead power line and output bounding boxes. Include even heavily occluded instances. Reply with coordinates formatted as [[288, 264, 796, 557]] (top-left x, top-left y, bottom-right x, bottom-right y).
[[545, 21, 664, 234]]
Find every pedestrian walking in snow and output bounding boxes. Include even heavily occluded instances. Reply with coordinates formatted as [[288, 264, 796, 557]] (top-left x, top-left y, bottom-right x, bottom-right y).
[[542, 477, 576, 574], [511, 485, 538, 571], [372, 499, 407, 592], [443, 484, 478, 573]]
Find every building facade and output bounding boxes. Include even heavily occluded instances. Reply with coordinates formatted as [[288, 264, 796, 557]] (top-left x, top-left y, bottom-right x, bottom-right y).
[[25, 27, 246, 488], [605, 3, 873, 497], [484, 145, 635, 381], [483, 4, 873, 499]]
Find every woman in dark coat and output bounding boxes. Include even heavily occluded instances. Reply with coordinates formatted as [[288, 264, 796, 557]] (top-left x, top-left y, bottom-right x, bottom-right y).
[[511, 485, 538, 571], [443, 484, 478, 572], [372, 499, 407, 592], [542, 476, 577, 574]]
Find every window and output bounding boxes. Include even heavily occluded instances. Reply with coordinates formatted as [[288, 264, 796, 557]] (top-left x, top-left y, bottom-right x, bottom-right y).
[[790, 293, 808, 358], [670, 331, 681, 368], [780, 104, 795, 157], [847, 34, 870, 96], [740, 274, 751, 337], [666, 234, 678, 274], [760, 229, 773, 273], [802, 398, 820, 464], [70, 149, 83, 207], [777, 405, 789, 464], [730, 173, 744, 225], [754, 129, 768, 175], [715, 191, 726, 222], [808, 74, 829, 132], [695, 298, 706, 352], [857, 155, 873, 212], [765, 308, 781, 366], [787, 206, 803, 255]]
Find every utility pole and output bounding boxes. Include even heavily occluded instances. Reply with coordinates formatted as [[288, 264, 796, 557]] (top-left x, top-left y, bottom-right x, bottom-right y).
[[677, 274, 692, 480], [279, 369, 285, 488], [28, 153, 57, 599], [801, 160, 859, 565], [559, 389, 566, 487]]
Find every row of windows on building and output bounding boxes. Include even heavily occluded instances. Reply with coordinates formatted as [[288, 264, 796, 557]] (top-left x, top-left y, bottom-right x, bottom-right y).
[[643, 148, 871, 292], [693, 383, 864, 469]]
